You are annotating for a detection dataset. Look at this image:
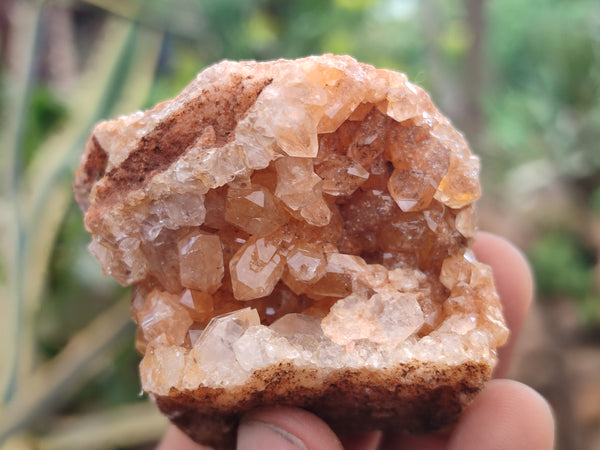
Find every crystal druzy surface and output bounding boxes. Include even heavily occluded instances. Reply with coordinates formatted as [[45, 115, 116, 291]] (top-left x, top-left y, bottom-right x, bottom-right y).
[[74, 55, 508, 399]]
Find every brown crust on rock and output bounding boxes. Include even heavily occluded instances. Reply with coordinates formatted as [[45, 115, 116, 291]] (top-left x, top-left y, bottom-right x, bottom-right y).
[[155, 361, 491, 449], [74, 69, 273, 216], [73, 135, 108, 212], [96, 75, 272, 206]]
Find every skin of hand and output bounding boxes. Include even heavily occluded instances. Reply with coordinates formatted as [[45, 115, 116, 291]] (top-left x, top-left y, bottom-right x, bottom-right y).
[[157, 232, 555, 450]]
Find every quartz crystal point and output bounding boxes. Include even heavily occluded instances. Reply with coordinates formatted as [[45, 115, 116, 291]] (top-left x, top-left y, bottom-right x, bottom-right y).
[[74, 54, 509, 449]]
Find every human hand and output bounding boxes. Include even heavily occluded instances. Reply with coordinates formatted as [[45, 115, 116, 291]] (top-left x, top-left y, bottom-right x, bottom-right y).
[[157, 232, 555, 450]]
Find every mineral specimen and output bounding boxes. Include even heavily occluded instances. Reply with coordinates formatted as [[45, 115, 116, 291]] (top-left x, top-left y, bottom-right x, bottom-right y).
[[74, 54, 508, 449]]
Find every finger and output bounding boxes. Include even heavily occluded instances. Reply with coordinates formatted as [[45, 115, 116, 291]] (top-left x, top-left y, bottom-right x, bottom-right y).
[[448, 379, 555, 450], [237, 407, 343, 450], [340, 430, 382, 450], [380, 431, 448, 450], [472, 232, 534, 377], [156, 425, 212, 450]]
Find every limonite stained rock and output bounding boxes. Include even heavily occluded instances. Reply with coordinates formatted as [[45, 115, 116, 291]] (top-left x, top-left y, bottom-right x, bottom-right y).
[[74, 55, 508, 449]]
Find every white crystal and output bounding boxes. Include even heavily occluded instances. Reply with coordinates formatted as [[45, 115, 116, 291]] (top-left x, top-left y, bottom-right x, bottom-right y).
[[455, 206, 476, 238], [321, 288, 424, 346], [326, 254, 388, 289], [140, 336, 188, 396], [189, 308, 260, 386], [270, 313, 323, 338], [89, 236, 147, 285], [193, 308, 260, 361], [178, 232, 224, 293], [388, 267, 426, 291], [300, 198, 332, 227], [148, 192, 206, 230], [230, 237, 285, 300], [274, 157, 322, 210], [233, 326, 299, 371], [413, 335, 443, 361], [286, 249, 327, 283], [436, 314, 477, 335], [375, 290, 425, 344], [463, 329, 492, 360], [138, 290, 193, 346]]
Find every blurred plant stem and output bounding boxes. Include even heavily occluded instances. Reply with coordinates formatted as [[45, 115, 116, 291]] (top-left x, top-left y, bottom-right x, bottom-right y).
[[0, 1, 163, 446], [36, 402, 168, 450], [1, 0, 44, 406], [61, 0, 143, 24], [1, 402, 167, 450], [0, 296, 133, 443]]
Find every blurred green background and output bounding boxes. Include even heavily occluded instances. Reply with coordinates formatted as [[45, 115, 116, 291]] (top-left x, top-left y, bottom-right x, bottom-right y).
[[1, 0, 599, 449]]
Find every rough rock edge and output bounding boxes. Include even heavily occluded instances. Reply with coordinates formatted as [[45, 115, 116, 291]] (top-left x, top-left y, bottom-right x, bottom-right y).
[[154, 360, 492, 449]]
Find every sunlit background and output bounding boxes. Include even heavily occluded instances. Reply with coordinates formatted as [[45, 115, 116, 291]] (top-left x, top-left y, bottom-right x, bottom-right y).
[[1, 0, 599, 449]]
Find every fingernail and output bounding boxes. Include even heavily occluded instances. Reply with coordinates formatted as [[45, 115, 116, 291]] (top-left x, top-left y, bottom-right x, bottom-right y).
[[237, 419, 308, 450]]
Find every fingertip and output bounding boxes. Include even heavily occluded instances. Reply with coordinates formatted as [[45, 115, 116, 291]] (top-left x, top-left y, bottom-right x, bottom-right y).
[[341, 430, 382, 450], [156, 425, 212, 450], [237, 407, 343, 450], [473, 231, 535, 318], [449, 379, 555, 450], [473, 232, 535, 376]]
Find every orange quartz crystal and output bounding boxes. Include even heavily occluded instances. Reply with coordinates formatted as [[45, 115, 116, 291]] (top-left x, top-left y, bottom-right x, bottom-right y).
[[74, 55, 508, 448]]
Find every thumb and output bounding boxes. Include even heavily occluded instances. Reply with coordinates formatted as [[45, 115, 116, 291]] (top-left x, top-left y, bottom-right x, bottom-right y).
[[237, 407, 343, 450]]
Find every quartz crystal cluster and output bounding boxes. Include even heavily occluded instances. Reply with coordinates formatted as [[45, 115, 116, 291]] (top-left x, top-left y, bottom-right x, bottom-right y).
[[74, 55, 508, 446]]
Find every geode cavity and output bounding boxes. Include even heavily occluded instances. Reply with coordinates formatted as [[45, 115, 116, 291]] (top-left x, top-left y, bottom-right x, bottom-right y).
[[74, 55, 508, 449]]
